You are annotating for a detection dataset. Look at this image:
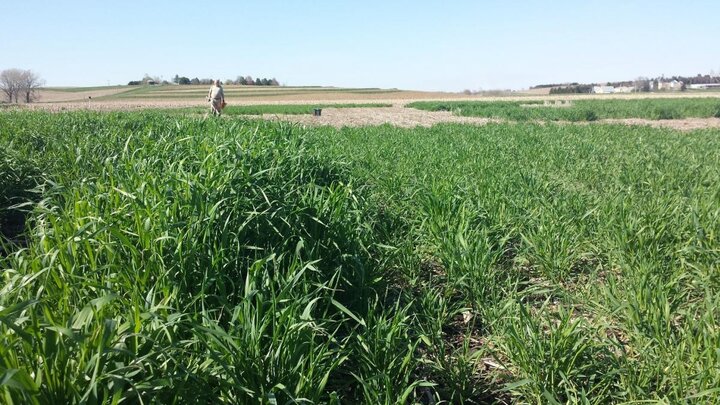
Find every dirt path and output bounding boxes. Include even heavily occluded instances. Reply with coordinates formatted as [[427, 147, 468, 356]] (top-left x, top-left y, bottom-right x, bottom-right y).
[[259, 105, 499, 128]]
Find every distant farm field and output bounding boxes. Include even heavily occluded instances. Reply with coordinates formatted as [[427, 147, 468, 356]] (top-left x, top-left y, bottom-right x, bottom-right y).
[[37, 84, 720, 105], [1, 109, 719, 403], [31, 85, 720, 130], [37, 84, 463, 105], [409, 98, 720, 121]]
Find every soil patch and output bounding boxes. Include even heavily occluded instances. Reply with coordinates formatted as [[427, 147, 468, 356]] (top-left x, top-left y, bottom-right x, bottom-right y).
[[601, 117, 720, 131], [259, 105, 498, 128]]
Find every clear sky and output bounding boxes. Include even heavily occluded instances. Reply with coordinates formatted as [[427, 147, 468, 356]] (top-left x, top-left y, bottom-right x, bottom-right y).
[[2, 0, 718, 91]]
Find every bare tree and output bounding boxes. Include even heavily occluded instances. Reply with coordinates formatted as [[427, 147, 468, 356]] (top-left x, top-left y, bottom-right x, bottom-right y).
[[20, 70, 45, 103], [0, 69, 44, 103], [633, 76, 650, 92], [0, 68, 23, 103]]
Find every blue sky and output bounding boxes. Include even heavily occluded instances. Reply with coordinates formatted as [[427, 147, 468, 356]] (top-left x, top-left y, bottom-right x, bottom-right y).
[[2, 0, 718, 91]]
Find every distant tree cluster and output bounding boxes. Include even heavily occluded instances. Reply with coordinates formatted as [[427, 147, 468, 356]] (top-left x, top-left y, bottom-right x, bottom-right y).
[[532, 83, 580, 89], [233, 76, 280, 86], [549, 85, 593, 94], [170, 75, 280, 86], [0, 68, 44, 103], [127, 74, 281, 86], [605, 80, 634, 87], [665, 74, 720, 85], [129, 74, 163, 85]]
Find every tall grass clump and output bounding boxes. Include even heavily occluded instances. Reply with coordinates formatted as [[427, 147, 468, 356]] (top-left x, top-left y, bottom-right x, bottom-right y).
[[0, 111, 426, 403], [0, 150, 39, 246]]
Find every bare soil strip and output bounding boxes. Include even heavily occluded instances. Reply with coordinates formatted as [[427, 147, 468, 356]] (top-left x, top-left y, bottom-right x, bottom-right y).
[[259, 105, 498, 128], [38, 87, 134, 102]]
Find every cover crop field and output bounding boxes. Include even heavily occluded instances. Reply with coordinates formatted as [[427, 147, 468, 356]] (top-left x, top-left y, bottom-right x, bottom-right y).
[[409, 98, 720, 121], [1, 110, 719, 403]]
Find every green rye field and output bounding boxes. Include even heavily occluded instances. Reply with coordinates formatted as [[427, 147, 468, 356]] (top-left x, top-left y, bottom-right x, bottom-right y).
[[1, 108, 719, 403], [409, 98, 720, 121]]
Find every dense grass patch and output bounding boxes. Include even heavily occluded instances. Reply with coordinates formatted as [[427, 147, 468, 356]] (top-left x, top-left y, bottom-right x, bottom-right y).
[[0, 149, 39, 246], [2, 111, 719, 403], [310, 122, 720, 403], [408, 97, 720, 121], [0, 111, 412, 403]]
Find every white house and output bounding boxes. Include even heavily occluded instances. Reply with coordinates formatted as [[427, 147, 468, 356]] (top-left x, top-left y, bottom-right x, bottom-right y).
[[657, 80, 684, 91]]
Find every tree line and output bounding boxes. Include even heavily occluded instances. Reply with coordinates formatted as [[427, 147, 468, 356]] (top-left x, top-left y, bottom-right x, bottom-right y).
[[0, 69, 44, 103], [128, 74, 280, 86], [172, 75, 280, 86], [549, 85, 594, 94], [661, 74, 720, 85]]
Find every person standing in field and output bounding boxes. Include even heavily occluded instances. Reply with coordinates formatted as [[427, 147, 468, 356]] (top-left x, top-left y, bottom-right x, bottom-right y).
[[207, 79, 225, 116]]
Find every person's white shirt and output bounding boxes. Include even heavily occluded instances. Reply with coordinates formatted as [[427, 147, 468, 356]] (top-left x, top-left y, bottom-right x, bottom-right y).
[[208, 85, 224, 101]]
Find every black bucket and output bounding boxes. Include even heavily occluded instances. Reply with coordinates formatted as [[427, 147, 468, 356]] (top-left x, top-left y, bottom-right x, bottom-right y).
[[313, 108, 322, 116]]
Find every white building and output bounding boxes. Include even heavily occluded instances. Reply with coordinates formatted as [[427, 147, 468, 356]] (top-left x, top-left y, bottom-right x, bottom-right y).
[[593, 86, 615, 94], [688, 83, 720, 90], [615, 86, 636, 93], [592, 86, 615, 94], [657, 80, 684, 91]]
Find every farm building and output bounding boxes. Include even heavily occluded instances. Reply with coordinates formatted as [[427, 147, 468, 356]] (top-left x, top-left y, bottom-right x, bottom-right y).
[[689, 83, 720, 89], [592, 85, 615, 94], [657, 80, 684, 91], [615, 86, 635, 93]]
